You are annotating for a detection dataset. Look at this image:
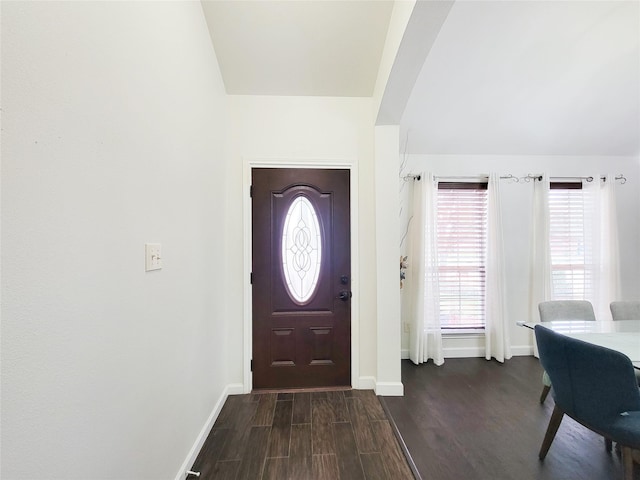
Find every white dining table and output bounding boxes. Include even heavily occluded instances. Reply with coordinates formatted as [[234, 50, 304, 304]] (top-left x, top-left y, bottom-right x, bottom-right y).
[[518, 319, 640, 369]]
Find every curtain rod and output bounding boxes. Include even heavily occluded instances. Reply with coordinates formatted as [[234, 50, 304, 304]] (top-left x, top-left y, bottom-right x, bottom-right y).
[[402, 174, 421, 181], [402, 174, 520, 182], [528, 174, 627, 184], [402, 173, 628, 184], [436, 174, 516, 181]]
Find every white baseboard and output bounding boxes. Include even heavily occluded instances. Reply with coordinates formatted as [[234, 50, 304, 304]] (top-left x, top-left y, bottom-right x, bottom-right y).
[[357, 376, 404, 396], [357, 376, 377, 390], [510, 345, 535, 356], [403, 347, 535, 361], [174, 383, 244, 480], [226, 383, 245, 395], [444, 346, 535, 359], [401, 347, 487, 360], [375, 382, 404, 396], [443, 346, 485, 358]]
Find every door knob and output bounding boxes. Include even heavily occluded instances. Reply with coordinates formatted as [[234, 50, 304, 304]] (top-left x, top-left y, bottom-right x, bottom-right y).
[[337, 290, 352, 301]]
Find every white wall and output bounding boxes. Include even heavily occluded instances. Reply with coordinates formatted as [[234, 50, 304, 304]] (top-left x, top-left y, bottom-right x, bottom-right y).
[[374, 126, 403, 394], [1, 2, 230, 479], [373, 0, 416, 123], [227, 96, 385, 389], [399, 155, 640, 358]]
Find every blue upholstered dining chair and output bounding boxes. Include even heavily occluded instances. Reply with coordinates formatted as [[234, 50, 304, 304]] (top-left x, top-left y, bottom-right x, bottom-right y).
[[534, 325, 640, 479], [538, 300, 596, 404], [610, 301, 640, 387]]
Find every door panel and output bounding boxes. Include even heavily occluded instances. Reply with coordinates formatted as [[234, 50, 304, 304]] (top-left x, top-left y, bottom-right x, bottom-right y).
[[252, 168, 351, 389]]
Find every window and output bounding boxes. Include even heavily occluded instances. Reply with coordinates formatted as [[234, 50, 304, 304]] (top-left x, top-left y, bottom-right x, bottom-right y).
[[437, 183, 488, 330], [548, 182, 593, 300], [281, 195, 322, 303]]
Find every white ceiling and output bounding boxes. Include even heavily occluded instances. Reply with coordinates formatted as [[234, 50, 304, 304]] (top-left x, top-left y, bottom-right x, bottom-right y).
[[399, 0, 640, 156], [201, 0, 393, 96], [202, 0, 640, 156]]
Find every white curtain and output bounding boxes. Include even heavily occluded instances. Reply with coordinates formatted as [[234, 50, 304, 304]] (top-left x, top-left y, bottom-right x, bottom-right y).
[[484, 173, 511, 362], [529, 174, 551, 325], [601, 174, 621, 315], [409, 173, 443, 365], [584, 174, 621, 319], [529, 174, 621, 324]]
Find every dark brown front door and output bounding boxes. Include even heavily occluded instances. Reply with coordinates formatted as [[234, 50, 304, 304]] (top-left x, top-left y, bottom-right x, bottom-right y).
[[252, 168, 351, 389]]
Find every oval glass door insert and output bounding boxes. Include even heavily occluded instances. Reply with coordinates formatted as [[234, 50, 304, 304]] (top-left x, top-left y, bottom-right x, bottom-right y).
[[281, 195, 322, 303]]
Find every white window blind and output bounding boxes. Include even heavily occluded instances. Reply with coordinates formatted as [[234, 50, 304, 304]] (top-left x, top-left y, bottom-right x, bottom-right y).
[[548, 184, 593, 300], [437, 183, 488, 330]]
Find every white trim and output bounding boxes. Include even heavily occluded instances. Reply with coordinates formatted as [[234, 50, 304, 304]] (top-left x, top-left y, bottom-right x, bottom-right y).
[[444, 346, 536, 358], [510, 345, 535, 356], [225, 383, 245, 396], [443, 346, 535, 359], [357, 377, 404, 396], [375, 382, 404, 396], [242, 160, 253, 393], [443, 346, 485, 358], [173, 383, 243, 480], [442, 330, 485, 336], [405, 346, 534, 360], [358, 376, 377, 390], [243, 158, 360, 392]]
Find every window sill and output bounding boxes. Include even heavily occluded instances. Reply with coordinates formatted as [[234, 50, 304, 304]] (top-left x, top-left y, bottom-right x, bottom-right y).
[[442, 329, 485, 337]]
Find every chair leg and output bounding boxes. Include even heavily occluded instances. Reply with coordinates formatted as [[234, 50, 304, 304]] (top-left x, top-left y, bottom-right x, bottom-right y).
[[539, 405, 564, 460], [540, 385, 551, 404], [621, 446, 635, 480]]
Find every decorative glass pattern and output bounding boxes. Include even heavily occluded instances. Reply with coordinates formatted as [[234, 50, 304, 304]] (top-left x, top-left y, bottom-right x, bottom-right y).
[[282, 196, 322, 303]]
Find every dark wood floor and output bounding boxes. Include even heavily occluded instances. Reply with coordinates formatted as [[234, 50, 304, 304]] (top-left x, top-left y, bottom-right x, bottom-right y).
[[190, 389, 415, 479], [382, 357, 640, 480]]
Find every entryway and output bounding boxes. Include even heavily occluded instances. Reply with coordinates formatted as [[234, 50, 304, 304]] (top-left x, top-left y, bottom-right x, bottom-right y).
[[251, 168, 351, 389]]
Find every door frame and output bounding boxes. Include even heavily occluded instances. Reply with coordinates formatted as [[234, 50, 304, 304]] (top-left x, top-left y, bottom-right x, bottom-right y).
[[242, 158, 360, 393]]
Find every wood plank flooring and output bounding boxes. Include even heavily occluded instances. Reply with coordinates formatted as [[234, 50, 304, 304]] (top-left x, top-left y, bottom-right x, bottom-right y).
[[382, 357, 640, 480], [191, 389, 415, 480]]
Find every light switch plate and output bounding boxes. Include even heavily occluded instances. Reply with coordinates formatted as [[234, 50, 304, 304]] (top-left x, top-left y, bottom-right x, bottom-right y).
[[145, 243, 162, 271]]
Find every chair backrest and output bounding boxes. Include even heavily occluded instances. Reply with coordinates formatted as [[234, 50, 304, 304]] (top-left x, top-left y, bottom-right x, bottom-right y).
[[534, 325, 640, 428], [538, 300, 596, 322], [610, 301, 640, 321]]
